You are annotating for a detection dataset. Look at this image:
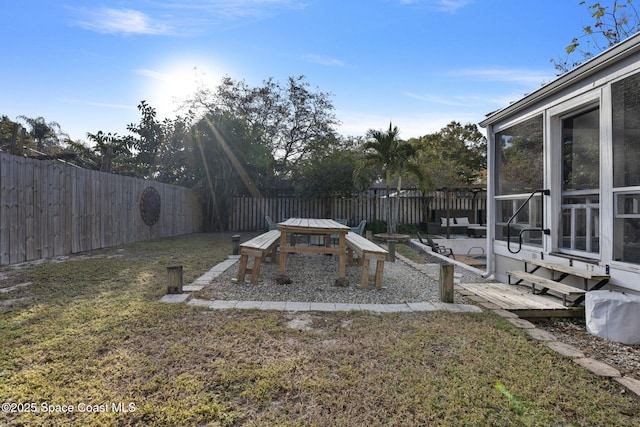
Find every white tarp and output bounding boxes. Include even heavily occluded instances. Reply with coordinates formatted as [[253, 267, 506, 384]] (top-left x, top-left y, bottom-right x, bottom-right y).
[[586, 290, 640, 345]]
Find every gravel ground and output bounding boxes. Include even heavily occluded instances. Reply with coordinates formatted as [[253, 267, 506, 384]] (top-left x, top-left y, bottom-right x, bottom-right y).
[[535, 318, 640, 381], [197, 248, 640, 383], [198, 251, 493, 305]]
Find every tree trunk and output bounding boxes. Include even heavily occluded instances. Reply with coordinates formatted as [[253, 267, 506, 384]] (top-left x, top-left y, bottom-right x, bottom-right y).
[[385, 172, 392, 235], [393, 175, 402, 234]]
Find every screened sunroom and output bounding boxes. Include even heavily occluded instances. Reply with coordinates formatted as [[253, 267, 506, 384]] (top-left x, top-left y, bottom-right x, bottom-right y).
[[481, 32, 640, 295]]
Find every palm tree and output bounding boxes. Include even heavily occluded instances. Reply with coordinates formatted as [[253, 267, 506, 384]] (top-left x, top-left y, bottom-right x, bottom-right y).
[[363, 122, 420, 234], [17, 115, 62, 153]]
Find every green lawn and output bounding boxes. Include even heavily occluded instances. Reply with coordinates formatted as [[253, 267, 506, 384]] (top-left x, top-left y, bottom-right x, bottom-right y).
[[1, 233, 638, 426]]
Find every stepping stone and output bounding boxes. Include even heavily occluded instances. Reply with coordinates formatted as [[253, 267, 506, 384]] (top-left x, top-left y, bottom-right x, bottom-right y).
[[546, 341, 585, 358], [492, 309, 518, 318], [507, 318, 536, 329], [615, 377, 640, 397], [574, 358, 620, 377], [160, 293, 190, 303], [526, 328, 556, 341]]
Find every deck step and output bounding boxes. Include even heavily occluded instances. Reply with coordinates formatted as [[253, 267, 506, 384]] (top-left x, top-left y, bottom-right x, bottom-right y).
[[523, 258, 608, 280], [508, 271, 586, 295], [507, 270, 586, 307]]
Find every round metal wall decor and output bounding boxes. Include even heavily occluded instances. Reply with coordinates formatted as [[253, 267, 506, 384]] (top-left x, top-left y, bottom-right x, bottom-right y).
[[140, 186, 161, 226]]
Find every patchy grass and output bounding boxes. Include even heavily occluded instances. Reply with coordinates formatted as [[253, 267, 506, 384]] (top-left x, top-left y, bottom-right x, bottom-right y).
[[395, 243, 428, 264], [1, 233, 639, 426]]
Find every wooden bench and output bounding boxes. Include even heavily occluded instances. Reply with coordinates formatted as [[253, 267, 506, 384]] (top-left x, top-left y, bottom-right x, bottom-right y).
[[234, 230, 281, 284], [345, 232, 388, 289], [507, 270, 586, 307]]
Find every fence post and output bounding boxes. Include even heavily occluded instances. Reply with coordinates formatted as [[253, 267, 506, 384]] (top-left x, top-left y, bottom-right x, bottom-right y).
[[19, 127, 26, 156], [439, 264, 454, 303], [167, 265, 183, 294], [10, 123, 18, 155]]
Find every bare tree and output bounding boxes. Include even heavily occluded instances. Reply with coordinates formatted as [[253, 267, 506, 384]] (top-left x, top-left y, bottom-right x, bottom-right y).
[[553, 0, 640, 73], [186, 75, 339, 178]]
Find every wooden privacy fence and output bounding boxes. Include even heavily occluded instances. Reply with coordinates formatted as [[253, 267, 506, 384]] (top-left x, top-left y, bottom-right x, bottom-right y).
[[230, 189, 486, 231], [0, 153, 203, 266]]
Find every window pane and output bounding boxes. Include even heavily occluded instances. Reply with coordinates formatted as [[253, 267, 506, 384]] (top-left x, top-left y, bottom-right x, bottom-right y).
[[618, 193, 640, 215], [614, 217, 640, 263], [613, 72, 640, 187], [562, 108, 599, 191], [614, 192, 640, 264], [560, 195, 599, 254], [612, 71, 640, 264], [495, 115, 544, 195]]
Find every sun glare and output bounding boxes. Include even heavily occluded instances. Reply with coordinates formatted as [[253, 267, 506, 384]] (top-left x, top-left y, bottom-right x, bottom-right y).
[[138, 59, 223, 120]]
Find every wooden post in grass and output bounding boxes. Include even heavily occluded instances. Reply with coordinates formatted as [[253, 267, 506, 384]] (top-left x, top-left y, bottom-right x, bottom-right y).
[[439, 264, 454, 303], [167, 265, 183, 294], [387, 239, 396, 262]]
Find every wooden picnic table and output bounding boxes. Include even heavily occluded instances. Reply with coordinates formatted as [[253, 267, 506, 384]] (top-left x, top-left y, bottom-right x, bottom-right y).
[[276, 218, 351, 286]]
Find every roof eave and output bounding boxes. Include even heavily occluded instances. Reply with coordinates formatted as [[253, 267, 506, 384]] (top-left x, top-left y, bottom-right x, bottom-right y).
[[480, 32, 640, 128]]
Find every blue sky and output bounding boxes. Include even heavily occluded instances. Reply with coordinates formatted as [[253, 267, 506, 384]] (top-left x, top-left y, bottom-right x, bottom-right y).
[[2, 0, 596, 142]]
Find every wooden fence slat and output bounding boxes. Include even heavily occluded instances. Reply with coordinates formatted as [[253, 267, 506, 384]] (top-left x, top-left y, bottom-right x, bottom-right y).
[[32, 158, 43, 260], [15, 155, 26, 263], [45, 162, 56, 258], [25, 157, 35, 260], [0, 155, 12, 264], [8, 155, 19, 264], [91, 169, 99, 250], [0, 153, 203, 266], [63, 164, 72, 255], [229, 190, 487, 232]]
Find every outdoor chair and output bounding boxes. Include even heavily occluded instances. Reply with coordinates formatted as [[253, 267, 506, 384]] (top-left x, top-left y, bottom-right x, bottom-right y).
[[330, 219, 349, 246], [265, 215, 278, 231], [351, 220, 366, 236], [417, 232, 454, 258]]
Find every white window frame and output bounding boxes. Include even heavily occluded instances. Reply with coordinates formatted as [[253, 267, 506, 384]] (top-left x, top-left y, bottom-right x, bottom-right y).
[[547, 92, 604, 258]]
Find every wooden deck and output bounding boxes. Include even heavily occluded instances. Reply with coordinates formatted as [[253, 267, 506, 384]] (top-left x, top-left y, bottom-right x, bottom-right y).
[[457, 282, 584, 319]]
